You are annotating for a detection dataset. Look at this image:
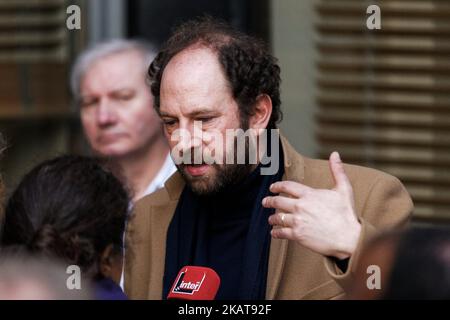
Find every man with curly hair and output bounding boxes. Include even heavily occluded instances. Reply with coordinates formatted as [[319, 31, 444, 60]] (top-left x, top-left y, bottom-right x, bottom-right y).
[[125, 17, 413, 300]]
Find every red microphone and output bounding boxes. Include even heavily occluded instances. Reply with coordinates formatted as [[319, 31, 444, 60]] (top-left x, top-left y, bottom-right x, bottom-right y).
[[167, 266, 221, 300]]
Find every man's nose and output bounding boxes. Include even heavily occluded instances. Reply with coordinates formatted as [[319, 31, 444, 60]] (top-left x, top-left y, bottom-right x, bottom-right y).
[[172, 121, 204, 154], [95, 99, 117, 126]]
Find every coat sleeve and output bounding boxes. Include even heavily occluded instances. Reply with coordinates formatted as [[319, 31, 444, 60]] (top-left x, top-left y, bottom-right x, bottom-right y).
[[323, 174, 413, 292]]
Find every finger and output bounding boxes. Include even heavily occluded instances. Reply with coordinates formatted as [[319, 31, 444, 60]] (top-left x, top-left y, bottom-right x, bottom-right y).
[[271, 227, 295, 240], [269, 181, 311, 198], [329, 151, 352, 195], [268, 213, 294, 228], [262, 196, 298, 213]]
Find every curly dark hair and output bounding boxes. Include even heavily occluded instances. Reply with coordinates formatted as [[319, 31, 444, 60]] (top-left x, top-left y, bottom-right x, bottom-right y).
[[149, 16, 282, 129], [0, 155, 130, 280]]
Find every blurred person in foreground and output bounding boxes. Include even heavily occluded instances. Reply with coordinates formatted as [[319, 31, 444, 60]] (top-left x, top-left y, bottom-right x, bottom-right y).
[[0, 155, 129, 300], [349, 226, 450, 300], [125, 17, 414, 300], [71, 39, 176, 202], [0, 251, 90, 300]]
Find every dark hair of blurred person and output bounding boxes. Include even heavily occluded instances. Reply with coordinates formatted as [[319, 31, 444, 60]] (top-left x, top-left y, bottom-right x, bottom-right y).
[[383, 226, 450, 299], [0, 155, 130, 300], [350, 226, 450, 300]]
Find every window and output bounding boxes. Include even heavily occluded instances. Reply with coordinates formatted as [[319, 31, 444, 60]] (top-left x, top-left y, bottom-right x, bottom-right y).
[[315, 0, 450, 220], [0, 0, 84, 117]]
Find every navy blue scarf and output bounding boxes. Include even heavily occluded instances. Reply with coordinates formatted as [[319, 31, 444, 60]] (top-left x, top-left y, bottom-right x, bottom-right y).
[[163, 141, 284, 300]]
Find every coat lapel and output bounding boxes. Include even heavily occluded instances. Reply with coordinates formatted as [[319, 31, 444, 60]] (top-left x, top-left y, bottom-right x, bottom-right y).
[[266, 134, 305, 299], [147, 201, 178, 299], [147, 173, 185, 299]]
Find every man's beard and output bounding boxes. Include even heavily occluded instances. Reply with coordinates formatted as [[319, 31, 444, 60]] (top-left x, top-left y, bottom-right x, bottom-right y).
[[176, 119, 258, 196], [177, 160, 254, 196]]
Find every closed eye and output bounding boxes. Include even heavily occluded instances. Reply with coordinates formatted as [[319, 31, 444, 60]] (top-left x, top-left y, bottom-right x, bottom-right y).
[[163, 119, 177, 126], [112, 90, 135, 102], [196, 117, 213, 123], [80, 97, 98, 108]]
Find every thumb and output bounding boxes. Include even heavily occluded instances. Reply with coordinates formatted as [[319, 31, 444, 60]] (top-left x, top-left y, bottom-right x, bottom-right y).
[[329, 151, 351, 194]]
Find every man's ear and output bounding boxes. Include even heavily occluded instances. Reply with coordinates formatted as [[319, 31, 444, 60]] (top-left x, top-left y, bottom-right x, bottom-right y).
[[100, 244, 123, 284], [249, 94, 272, 130], [100, 244, 114, 278]]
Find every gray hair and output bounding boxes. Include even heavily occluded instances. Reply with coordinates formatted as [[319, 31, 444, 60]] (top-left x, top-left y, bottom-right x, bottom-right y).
[[70, 39, 158, 103]]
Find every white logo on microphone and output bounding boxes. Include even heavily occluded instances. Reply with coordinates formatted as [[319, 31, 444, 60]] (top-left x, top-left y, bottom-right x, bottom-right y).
[[172, 269, 206, 295]]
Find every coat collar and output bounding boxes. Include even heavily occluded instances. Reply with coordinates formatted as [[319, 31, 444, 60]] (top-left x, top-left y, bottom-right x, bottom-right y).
[[155, 133, 305, 299]]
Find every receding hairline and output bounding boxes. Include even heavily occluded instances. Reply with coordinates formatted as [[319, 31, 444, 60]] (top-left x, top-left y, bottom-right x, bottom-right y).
[[82, 49, 148, 79]]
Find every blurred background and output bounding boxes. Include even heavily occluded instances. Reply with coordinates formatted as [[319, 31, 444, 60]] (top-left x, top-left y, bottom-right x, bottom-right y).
[[0, 0, 448, 223]]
